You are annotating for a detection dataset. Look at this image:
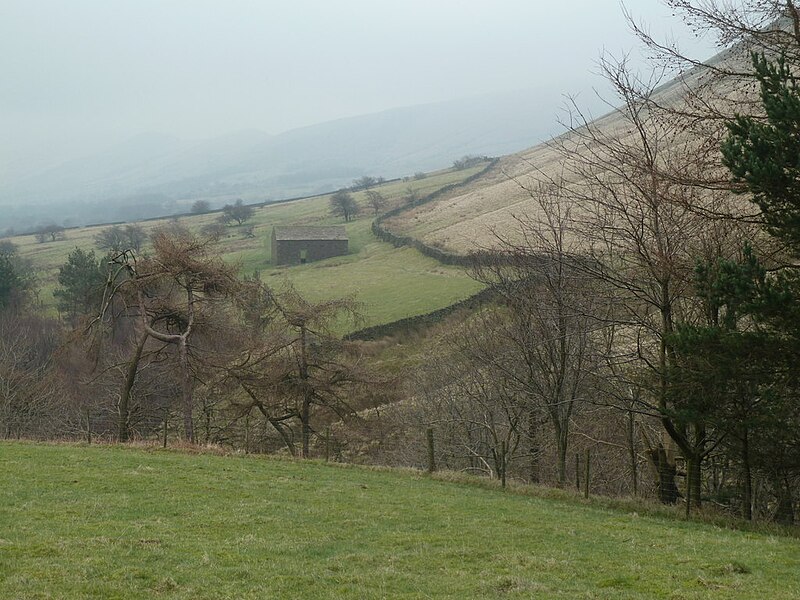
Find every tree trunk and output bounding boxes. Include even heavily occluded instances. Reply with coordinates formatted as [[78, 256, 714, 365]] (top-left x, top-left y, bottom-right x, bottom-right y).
[[528, 409, 539, 484], [268, 418, 296, 456], [178, 338, 194, 443], [687, 452, 702, 510], [162, 408, 169, 448], [117, 331, 147, 443], [647, 444, 680, 504], [204, 404, 212, 444], [685, 458, 692, 517], [774, 474, 795, 525], [555, 426, 568, 488], [301, 394, 311, 458], [628, 409, 638, 496], [299, 323, 311, 458], [741, 428, 752, 521]]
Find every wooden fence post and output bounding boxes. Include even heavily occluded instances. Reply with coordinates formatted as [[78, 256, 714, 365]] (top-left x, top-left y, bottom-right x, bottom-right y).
[[325, 427, 331, 462], [162, 409, 169, 448], [426, 428, 436, 473], [584, 449, 590, 499], [685, 459, 692, 519], [501, 440, 507, 488]]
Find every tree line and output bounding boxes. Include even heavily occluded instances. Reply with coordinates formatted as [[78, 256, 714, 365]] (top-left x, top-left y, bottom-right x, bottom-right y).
[[355, 1, 800, 524]]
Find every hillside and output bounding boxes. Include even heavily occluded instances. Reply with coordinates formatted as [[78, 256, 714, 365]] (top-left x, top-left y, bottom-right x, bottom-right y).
[[1, 442, 798, 599], [7, 166, 486, 331], [0, 89, 562, 231], [380, 47, 752, 254]]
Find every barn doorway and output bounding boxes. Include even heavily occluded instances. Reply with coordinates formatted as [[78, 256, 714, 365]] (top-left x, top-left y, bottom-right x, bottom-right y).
[[300, 249, 308, 264]]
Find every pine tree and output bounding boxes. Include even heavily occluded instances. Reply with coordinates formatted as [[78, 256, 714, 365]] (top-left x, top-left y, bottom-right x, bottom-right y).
[[0, 255, 21, 309], [720, 51, 800, 524], [722, 53, 800, 253], [666, 248, 774, 519], [53, 248, 107, 321], [0, 244, 33, 311]]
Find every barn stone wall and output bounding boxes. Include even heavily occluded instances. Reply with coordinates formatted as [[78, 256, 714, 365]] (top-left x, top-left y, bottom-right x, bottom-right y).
[[272, 237, 349, 265]]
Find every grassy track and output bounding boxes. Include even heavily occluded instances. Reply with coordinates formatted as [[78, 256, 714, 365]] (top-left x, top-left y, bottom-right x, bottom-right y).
[[1, 443, 799, 599], [7, 167, 486, 329]]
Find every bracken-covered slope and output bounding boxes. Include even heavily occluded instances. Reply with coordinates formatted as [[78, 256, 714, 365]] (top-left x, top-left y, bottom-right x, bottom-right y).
[[382, 46, 753, 254]]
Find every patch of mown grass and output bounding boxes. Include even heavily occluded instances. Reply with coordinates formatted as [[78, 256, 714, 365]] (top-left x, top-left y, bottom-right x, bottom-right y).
[[8, 166, 486, 328], [1, 442, 799, 599]]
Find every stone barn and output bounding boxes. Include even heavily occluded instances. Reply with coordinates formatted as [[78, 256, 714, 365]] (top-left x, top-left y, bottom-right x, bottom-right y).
[[271, 225, 349, 265]]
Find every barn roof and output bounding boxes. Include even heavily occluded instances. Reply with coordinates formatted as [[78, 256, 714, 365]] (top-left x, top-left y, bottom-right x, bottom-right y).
[[272, 225, 348, 241]]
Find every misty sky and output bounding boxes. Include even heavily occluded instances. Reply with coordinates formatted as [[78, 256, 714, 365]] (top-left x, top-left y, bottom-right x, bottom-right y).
[[1, 1, 718, 172]]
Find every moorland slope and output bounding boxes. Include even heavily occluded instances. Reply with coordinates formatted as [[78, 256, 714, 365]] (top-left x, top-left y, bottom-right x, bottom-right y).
[[381, 47, 751, 254]]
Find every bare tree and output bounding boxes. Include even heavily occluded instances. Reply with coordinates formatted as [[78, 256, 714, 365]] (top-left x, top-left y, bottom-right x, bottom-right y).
[[352, 176, 378, 190], [329, 190, 359, 222], [403, 186, 420, 206], [546, 52, 762, 506], [414, 314, 535, 480], [630, 2, 800, 78], [365, 190, 386, 215], [221, 199, 255, 226], [103, 227, 240, 442], [0, 313, 63, 439], [270, 286, 364, 457], [35, 224, 65, 244], [621, 0, 800, 223], [95, 225, 147, 253], [191, 200, 211, 214], [220, 283, 367, 458], [470, 182, 601, 486], [201, 221, 227, 240]]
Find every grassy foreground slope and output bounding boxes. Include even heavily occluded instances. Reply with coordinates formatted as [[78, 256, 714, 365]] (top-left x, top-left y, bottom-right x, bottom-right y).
[[1, 443, 799, 599]]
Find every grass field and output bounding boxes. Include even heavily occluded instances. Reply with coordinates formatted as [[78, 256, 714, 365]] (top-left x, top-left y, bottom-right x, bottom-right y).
[[1, 442, 799, 599], [7, 166, 486, 330]]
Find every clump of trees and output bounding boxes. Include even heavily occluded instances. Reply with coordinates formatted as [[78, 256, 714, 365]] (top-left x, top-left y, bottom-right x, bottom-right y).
[[0, 312, 63, 440], [35, 224, 65, 244], [220, 199, 255, 226], [452, 155, 488, 170], [365, 190, 386, 215], [94, 224, 147, 253], [329, 190, 359, 222], [1, 222, 376, 452], [469, 0, 800, 522], [97, 226, 241, 442], [191, 200, 211, 214], [341, 0, 800, 524], [0, 241, 33, 310], [53, 248, 108, 322], [351, 175, 385, 191]]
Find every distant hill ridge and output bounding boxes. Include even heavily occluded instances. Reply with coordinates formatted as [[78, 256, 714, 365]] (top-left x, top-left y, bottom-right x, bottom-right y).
[[0, 88, 563, 213]]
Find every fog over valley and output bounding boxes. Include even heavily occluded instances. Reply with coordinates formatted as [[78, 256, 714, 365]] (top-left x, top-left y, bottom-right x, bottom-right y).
[[0, 89, 572, 230], [0, 0, 715, 232]]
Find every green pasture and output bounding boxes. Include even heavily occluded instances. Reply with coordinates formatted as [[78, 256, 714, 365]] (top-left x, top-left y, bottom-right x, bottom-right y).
[[7, 166, 487, 330], [1, 442, 798, 599]]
